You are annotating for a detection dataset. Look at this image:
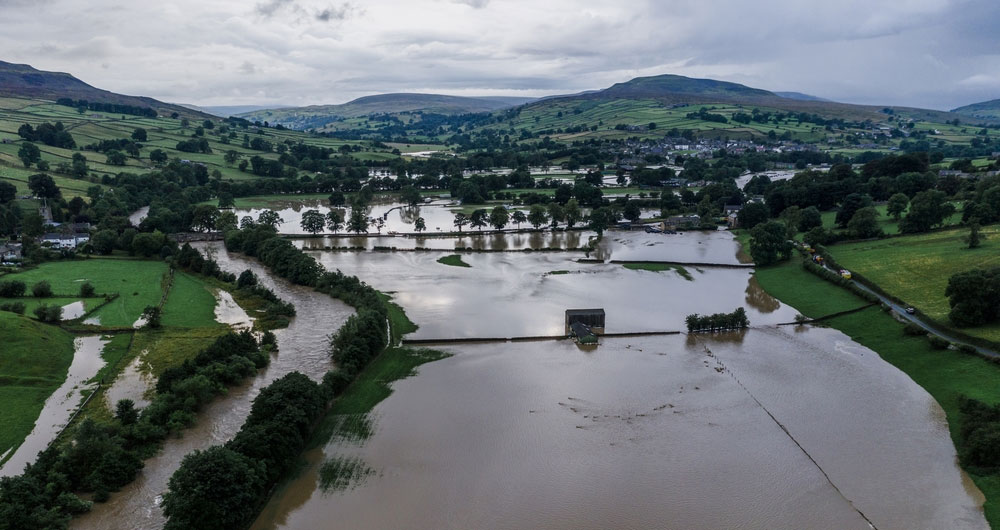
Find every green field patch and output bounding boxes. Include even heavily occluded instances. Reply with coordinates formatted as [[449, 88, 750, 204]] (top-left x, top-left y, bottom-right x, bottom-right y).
[[622, 262, 693, 280], [437, 254, 471, 268], [1, 259, 169, 328], [818, 203, 963, 235], [160, 271, 223, 328], [0, 311, 76, 461], [130, 327, 231, 378], [829, 224, 1000, 341], [377, 291, 418, 345]]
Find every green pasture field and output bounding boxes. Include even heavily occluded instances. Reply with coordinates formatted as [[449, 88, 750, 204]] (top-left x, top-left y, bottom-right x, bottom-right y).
[[0, 311, 76, 463], [160, 271, 222, 328], [828, 224, 1000, 342], [1, 259, 168, 327]]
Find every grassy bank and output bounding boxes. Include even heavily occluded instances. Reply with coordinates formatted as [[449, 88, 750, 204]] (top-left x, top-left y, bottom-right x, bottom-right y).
[[0, 311, 76, 463], [312, 346, 450, 445], [622, 261, 693, 280], [377, 292, 418, 345], [828, 224, 1000, 342], [437, 254, 471, 268], [754, 258, 1000, 525]]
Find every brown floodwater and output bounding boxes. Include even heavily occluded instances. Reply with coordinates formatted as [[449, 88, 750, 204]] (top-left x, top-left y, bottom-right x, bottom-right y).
[[253, 328, 987, 530], [0, 336, 108, 477], [103, 352, 153, 411], [595, 229, 744, 264], [67, 232, 988, 529], [71, 243, 354, 530], [309, 249, 790, 339]]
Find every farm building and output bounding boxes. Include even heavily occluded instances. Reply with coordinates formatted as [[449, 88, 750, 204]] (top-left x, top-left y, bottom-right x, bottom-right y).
[[565, 309, 605, 336]]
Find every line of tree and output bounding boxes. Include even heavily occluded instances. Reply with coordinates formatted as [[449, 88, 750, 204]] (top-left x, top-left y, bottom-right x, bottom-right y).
[[685, 307, 750, 333], [55, 98, 158, 118], [162, 228, 392, 529], [958, 396, 1000, 470], [945, 267, 1000, 327]]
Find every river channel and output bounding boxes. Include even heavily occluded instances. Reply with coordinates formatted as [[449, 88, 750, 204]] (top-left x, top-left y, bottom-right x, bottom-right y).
[[71, 243, 354, 530]]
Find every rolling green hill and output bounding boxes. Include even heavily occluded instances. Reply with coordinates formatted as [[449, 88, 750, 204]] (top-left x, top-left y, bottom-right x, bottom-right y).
[[952, 98, 1000, 120], [0, 96, 397, 198], [0, 60, 207, 119], [239, 93, 537, 130]]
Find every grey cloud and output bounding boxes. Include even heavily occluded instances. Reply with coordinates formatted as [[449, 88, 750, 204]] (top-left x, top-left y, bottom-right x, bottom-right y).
[[316, 3, 357, 21], [256, 0, 295, 17], [0, 0, 997, 109], [238, 61, 257, 74]]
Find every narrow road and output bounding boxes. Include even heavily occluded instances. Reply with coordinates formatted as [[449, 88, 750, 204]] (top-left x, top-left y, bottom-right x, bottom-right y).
[[822, 263, 999, 358]]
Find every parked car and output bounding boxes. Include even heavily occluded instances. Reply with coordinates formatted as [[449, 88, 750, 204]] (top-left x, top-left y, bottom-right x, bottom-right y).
[[905, 307, 916, 314]]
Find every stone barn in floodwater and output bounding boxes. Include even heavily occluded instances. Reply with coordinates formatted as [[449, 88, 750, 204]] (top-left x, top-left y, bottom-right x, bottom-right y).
[[565, 309, 605, 336]]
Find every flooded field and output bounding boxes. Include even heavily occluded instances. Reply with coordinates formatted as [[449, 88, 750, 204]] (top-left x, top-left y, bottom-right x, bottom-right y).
[[72, 243, 354, 530], [0, 336, 108, 477], [235, 198, 608, 235], [254, 329, 986, 530], [310, 247, 777, 340], [596, 229, 744, 264], [62, 230, 988, 529], [235, 198, 471, 234]]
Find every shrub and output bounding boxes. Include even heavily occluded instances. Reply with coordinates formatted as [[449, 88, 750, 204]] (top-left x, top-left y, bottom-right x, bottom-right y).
[[80, 282, 96, 297], [958, 344, 978, 355], [0, 279, 26, 297], [902, 322, 925, 336], [0, 301, 26, 314], [32, 280, 53, 298], [928, 336, 951, 350], [33, 304, 62, 322]]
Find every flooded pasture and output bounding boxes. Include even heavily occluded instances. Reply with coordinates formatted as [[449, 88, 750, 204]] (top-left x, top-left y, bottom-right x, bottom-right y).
[[0, 336, 109, 477], [235, 198, 471, 235], [309, 248, 780, 339], [72, 243, 354, 530], [253, 329, 986, 530], [235, 198, 592, 235], [61, 230, 989, 530], [595, 229, 744, 264], [60, 300, 87, 320]]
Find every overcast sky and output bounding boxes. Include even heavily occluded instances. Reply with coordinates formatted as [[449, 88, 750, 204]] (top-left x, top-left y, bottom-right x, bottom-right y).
[[1, 0, 998, 110]]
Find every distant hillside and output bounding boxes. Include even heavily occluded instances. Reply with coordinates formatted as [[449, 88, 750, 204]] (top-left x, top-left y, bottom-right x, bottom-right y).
[[182, 104, 293, 118], [774, 91, 832, 102], [524, 74, 988, 124], [0, 60, 208, 119], [239, 93, 537, 129], [952, 98, 1000, 120], [596, 74, 776, 101]]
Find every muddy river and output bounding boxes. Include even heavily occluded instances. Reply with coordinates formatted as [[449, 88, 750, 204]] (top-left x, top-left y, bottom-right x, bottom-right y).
[[72, 243, 354, 530]]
